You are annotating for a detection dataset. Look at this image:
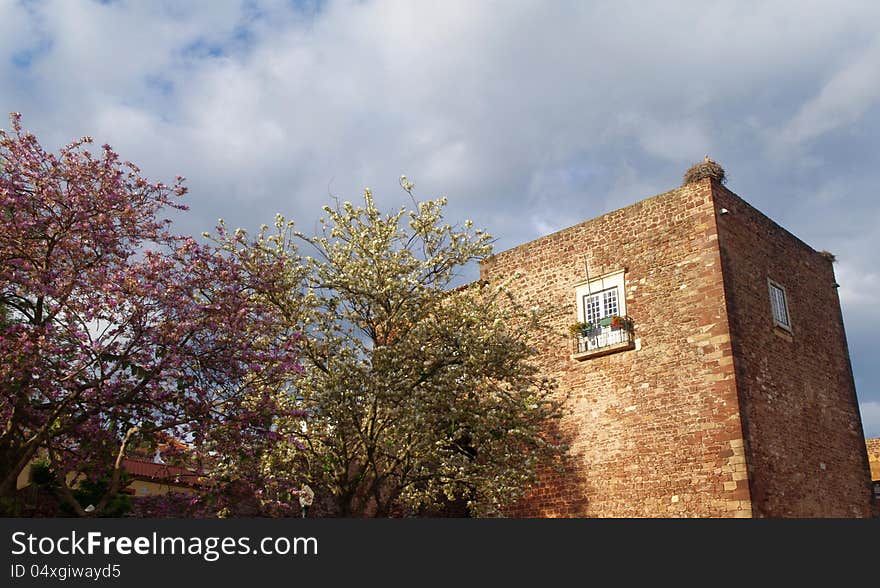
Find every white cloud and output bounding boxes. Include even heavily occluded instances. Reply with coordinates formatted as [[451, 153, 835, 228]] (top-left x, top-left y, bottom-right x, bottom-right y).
[[837, 262, 880, 317], [2, 0, 880, 408], [776, 35, 880, 148]]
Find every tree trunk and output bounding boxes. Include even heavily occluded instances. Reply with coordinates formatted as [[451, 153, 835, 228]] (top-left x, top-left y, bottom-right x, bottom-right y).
[[0, 443, 38, 500]]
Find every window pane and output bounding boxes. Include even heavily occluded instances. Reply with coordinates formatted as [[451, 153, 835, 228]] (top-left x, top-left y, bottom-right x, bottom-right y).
[[584, 287, 619, 324], [592, 296, 601, 323], [777, 289, 789, 326], [770, 283, 790, 328], [603, 288, 618, 317]]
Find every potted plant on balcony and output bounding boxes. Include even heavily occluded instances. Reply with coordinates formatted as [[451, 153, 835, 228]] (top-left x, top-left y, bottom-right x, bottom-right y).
[[600, 315, 628, 328], [568, 321, 593, 336]]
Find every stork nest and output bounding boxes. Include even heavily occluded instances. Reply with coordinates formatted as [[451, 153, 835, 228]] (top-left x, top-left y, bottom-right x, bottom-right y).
[[683, 159, 726, 185]]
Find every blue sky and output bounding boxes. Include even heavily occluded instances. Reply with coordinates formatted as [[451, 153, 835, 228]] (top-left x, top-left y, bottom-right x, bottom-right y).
[[2, 0, 879, 436]]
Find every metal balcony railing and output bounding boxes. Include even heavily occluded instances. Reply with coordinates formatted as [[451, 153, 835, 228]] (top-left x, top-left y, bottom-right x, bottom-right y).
[[571, 317, 635, 357]]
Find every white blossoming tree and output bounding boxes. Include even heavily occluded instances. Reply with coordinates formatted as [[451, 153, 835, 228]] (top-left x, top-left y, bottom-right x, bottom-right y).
[[250, 180, 565, 517]]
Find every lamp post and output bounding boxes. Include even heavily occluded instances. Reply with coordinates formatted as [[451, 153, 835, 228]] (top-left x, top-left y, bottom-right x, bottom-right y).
[[299, 484, 314, 518]]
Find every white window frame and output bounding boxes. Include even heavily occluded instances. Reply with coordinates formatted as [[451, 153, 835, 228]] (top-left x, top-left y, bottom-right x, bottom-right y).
[[768, 279, 792, 332], [575, 269, 626, 325], [582, 287, 619, 326]]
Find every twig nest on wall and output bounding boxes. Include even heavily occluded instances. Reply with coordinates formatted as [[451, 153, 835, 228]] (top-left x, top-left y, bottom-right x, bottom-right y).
[[683, 155, 726, 186]]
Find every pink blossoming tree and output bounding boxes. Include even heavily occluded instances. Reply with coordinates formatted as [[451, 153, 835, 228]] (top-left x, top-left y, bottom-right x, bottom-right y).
[[0, 114, 303, 516]]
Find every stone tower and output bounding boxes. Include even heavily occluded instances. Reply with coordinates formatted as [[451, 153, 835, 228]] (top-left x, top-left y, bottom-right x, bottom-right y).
[[480, 166, 874, 517]]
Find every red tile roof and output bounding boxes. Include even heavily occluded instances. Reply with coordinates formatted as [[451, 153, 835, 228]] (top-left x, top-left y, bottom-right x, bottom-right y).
[[122, 457, 201, 487]]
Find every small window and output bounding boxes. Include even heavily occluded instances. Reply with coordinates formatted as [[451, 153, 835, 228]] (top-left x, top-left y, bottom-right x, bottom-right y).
[[768, 280, 791, 331]]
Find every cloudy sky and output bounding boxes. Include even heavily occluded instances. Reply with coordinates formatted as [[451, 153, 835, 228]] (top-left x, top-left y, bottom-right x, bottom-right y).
[[2, 0, 878, 436]]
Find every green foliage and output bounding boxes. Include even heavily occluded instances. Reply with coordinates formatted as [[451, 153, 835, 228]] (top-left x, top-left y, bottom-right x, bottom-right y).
[[29, 459, 54, 486], [0, 496, 23, 516], [59, 475, 132, 518], [569, 321, 592, 336], [27, 459, 131, 517]]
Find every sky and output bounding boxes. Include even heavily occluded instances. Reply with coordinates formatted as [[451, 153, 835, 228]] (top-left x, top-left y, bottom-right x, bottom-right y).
[[1, 0, 878, 436]]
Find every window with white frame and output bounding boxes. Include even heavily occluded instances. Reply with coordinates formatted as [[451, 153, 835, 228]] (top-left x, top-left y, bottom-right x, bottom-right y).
[[768, 279, 791, 331], [575, 269, 626, 325], [583, 287, 619, 326]]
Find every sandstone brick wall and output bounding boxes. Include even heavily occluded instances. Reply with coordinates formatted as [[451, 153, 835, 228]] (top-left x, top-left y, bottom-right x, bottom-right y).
[[708, 182, 873, 517], [481, 179, 750, 517], [867, 438, 880, 482], [867, 438, 880, 511]]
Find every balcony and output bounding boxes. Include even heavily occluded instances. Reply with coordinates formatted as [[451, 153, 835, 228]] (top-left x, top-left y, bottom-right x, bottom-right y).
[[570, 316, 635, 360]]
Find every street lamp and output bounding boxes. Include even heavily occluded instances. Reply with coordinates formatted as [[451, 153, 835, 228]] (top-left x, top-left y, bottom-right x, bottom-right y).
[[299, 484, 314, 518]]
